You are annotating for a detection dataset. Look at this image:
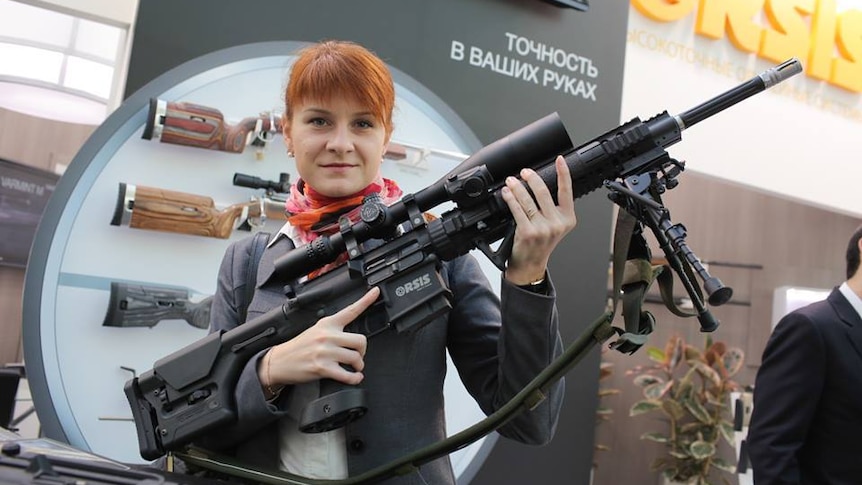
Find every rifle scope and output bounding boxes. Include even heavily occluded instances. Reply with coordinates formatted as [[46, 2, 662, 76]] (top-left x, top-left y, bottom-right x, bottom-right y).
[[233, 172, 291, 194]]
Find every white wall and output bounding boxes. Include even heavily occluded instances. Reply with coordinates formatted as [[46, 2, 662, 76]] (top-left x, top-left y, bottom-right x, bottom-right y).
[[622, 0, 862, 218]]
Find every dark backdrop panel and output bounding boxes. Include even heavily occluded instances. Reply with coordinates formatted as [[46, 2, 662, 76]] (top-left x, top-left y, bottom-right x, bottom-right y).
[[125, 1, 629, 483], [0, 158, 58, 268]]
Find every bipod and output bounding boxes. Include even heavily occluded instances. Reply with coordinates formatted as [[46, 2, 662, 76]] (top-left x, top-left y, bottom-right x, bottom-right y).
[[605, 164, 733, 351]]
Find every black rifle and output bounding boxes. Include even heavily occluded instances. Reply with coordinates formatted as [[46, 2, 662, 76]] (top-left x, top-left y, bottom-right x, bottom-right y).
[[124, 59, 801, 481]]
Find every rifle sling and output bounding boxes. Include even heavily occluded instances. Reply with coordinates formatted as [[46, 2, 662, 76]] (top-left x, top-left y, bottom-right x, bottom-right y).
[[607, 210, 659, 355], [655, 264, 700, 318], [607, 202, 706, 354]]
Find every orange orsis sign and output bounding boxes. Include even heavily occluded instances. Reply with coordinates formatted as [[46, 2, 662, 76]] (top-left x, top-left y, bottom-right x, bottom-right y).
[[632, 0, 862, 92]]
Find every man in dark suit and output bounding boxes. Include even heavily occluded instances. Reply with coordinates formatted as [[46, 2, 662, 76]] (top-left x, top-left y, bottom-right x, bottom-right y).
[[747, 225, 862, 484]]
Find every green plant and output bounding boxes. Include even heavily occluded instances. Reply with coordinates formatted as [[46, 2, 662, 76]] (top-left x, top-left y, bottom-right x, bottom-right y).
[[627, 334, 744, 485]]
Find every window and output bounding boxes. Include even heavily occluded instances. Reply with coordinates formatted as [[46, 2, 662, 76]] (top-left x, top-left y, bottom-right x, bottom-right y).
[[0, 0, 128, 124]]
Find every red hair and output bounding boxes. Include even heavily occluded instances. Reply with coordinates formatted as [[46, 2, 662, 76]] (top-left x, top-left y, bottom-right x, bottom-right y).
[[285, 40, 395, 136]]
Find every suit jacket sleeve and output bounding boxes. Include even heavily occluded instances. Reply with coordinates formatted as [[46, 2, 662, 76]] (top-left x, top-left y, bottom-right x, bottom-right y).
[[444, 254, 564, 445], [746, 311, 826, 484]]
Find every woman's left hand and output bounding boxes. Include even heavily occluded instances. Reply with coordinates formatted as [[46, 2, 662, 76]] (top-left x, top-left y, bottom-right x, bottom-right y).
[[500, 155, 577, 286]]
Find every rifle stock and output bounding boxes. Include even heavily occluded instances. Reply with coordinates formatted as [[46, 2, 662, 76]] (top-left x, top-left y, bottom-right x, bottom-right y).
[[110, 183, 287, 239], [142, 99, 281, 155], [103, 281, 212, 329]]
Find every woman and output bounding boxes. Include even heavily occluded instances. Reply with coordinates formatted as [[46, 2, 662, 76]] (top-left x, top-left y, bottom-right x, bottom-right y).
[[204, 40, 577, 484]]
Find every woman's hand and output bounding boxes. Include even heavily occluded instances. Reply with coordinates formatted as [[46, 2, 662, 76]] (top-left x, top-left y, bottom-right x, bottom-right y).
[[259, 287, 380, 392], [500, 155, 577, 286]]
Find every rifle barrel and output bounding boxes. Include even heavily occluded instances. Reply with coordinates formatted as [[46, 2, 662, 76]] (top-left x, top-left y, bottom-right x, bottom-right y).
[[677, 58, 802, 130]]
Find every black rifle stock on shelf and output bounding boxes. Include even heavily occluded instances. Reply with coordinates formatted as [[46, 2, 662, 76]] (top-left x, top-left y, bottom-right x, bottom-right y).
[[124, 59, 802, 483], [102, 282, 212, 329]]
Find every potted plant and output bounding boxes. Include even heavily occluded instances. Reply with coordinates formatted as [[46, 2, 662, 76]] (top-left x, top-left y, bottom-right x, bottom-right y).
[[627, 334, 744, 485]]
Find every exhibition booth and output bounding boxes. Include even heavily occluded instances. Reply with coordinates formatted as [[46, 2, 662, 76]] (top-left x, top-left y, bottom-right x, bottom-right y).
[[1, 1, 860, 484]]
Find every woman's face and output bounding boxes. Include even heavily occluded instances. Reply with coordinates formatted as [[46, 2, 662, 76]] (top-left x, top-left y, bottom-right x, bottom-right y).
[[284, 96, 389, 198]]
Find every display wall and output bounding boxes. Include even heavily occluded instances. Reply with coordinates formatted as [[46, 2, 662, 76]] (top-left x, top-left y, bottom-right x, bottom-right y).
[[23, 1, 631, 484]]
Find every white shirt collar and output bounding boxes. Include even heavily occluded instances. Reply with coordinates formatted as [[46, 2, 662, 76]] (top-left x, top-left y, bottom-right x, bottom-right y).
[[839, 282, 862, 320], [267, 221, 303, 249]]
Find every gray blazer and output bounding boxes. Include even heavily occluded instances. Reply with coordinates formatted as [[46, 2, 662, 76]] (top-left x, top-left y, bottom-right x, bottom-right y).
[[199, 233, 565, 484]]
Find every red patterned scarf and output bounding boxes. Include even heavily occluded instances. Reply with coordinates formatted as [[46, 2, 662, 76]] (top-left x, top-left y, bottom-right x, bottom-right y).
[[285, 175, 403, 278]]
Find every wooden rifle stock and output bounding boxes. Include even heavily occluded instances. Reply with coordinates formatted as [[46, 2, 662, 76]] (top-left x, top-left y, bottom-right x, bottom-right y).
[[142, 99, 281, 154], [110, 183, 287, 239]]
